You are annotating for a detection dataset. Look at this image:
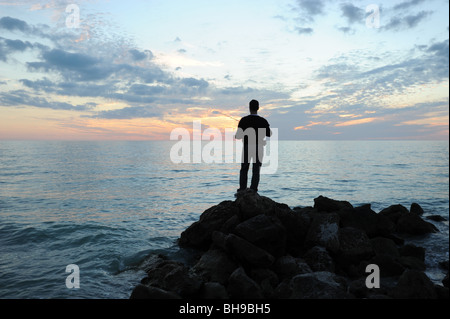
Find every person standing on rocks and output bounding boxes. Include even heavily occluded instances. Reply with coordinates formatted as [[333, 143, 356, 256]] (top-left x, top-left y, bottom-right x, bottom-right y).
[[235, 99, 272, 195]]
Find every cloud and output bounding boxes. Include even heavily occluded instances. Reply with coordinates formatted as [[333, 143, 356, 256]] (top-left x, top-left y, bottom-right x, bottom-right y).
[[340, 3, 365, 25], [0, 16, 29, 32], [295, 0, 325, 20], [86, 106, 160, 119], [393, 0, 426, 11], [383, 10, 432, 31], [0, 89, 95, 111], [335, 117, 378, 127], [295, 27, 314, 35]]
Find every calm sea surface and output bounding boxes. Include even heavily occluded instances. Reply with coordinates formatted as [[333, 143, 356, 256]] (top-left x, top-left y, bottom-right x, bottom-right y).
[[0, 140, 448, 298]]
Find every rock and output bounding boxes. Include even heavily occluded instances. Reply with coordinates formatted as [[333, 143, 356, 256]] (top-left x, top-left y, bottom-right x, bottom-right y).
[[200, 282, 228, 299], [274, 255, 311, 281], [130, 284, 181, 299], [443, 272, 448, 288], [313, 195, 353, 213], [192, 248, 238, 285], [289, 271, 353, 299], [379, 204, 409, 223], [399, 244, 425, 261], [396, 213, 438, 235], [410, 203, 424, 216], [391, 269, 438, 299], [337, 227, 374, 267], [235, 191, 275, 220], [439, 260, 449, 270], [370, 237, 400, 258], [338, 204, 395, 238], [233, 214, 287, 257], [225, 233, 275, 268], [143, 258, 185, 288], [227, 267, 264, 299], [426, 215, 447, 222], [273, 204, 311, 256], [179, 200, 238, 249], [305, 213, 340, 253], [368, 254, 405, 277], [435, 284, 449, 299], [398, 256, 426, 271], [162, 265, 203, 297], [303, 246, 335, 272], [249, 268, 279, 298]]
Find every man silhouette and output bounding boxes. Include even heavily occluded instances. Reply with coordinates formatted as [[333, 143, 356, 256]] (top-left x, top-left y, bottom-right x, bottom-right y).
[[235, 100, 271, 194]]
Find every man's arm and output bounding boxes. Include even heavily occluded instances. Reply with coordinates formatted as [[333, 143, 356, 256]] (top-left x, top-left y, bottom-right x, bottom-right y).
[[235, 119, 243, 139], [266, 121, 272, 137]]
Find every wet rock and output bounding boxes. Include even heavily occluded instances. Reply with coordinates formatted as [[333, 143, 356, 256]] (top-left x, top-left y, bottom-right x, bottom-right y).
[[227, 267, 264, 299], [303, 246, 335, 272], [379, 204, 409, 223], [338, 204, 395, 238], [192, 248, 238, 285], [410, 203, 424, 216], [233, 214, 286, 257], [426, 215, 447, 222], [305, 213, 340, 253], [399, 244, 425, 261], [391, 269, 438, 299], [289, 271, 353, 299], [225, 233, 275, 268], [179, 200, 238, 249], [200, 282, 228, 299], [274, 255, 311, 281], [396, 213, 439, 235], [313, 195, 353, 213], [337, 227, 374, 268]]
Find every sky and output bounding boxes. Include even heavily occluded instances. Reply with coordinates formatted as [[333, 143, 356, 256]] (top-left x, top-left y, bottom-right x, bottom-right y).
[[0, 0, 448, 140]]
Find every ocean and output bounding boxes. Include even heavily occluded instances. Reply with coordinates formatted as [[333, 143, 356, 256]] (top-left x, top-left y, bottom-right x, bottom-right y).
[[0, 140, 448, 299]]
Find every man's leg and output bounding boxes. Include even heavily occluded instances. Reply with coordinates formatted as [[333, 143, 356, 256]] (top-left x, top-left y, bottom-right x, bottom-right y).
[[239, 163, 250, 191], [249, 161, 262, 191]]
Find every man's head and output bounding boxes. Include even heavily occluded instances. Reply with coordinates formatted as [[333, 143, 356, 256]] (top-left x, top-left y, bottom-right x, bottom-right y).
[[249, 99, 259, 114]]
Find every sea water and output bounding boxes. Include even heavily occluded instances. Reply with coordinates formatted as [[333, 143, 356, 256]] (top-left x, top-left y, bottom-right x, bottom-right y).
[[0, 140, 448, 298]]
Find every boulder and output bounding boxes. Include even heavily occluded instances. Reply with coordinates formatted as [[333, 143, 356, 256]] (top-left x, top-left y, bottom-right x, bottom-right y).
[[426, 215, 447, 222], [399, 244, 425, 261], [338, 204, 395, 238], [200, 282, 228, 299], [273, 205, 311, 256], [289, 271, 353, 299], [396, 213, 438, 235], [233, 214, 286, 257], [410, 203, 424, 216], [337, 227, 374, 267], [227, 267, 264, 299], [390, 270, 438, 299], [162, 265, 203, 297], [225, 233, 275, 268], [313, 195, 353, 213], [443, 272, 449, 288], [303, 246, 335, 272], [235, 191, 275, 220], [192, 248, 238, 284], [179, 200, 238, 249], [274, 255, 311, 281], [370, 237, 400, 258], [305, 213, 340, 253], [379, 204, 409, 223]]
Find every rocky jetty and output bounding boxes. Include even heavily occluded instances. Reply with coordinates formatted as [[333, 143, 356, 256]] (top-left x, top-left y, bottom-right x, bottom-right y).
[[130, 191, 448, 299]]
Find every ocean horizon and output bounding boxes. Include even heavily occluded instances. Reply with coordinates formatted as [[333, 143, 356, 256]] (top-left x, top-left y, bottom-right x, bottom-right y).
[[0, 140, 448, 299]]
